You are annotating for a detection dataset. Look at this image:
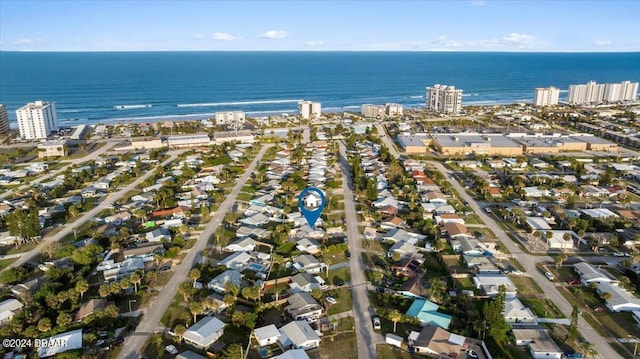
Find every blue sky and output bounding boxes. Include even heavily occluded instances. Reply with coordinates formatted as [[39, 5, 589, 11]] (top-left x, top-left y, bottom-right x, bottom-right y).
[[1, 0, 638, 52]]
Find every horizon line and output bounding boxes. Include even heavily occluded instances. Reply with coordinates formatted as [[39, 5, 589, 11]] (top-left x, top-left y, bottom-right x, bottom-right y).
[[1, 49, 639, 54]]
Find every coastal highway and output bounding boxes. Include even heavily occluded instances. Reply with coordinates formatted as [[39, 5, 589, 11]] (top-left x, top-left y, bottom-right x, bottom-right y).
[[374, 123, 618, 358], [3, 151, 180, 271], [338, 141, 382, 359], [117, 144, 273, 359], [0, 141, 118, 200]]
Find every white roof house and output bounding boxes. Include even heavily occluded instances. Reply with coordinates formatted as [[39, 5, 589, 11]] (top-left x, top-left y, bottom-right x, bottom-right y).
[[207, 270, 243, 293], [273, 349, 311, 359], [279, 321, 321, 350], [512, 329, 562, 359], [542, 230, 577, 249], [219, 252, 254, 271], [254, 324, 281, 347], [183, 316, 226, 349], [574, 262, 619, 286], [503, 298, 537, 326], [597, 282, 640, 312], [0, 298, 23, 324], [472, 274, 517, 298], [580, 208, 619, 219], [525, 217, 551, 231], [225, 237, 257, 252], [37, 329, 83, 358], [289, 273, 326, 293]]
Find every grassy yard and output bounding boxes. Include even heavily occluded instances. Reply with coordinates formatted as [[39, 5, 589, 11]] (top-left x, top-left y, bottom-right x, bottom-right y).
[[453, 276, 475, 291], [237, 192, 253, 202], [326, 287, 354, 316], [510, 276, 544, 296], [3, 242, 40, 255], [323, 251, 348, 265], [376, 344, 412, 359], [160, 294, 189, 329], [0, 258, 17, 271], [322, 266, 352, 286], [519, 298, 563, 318], [310, 318, 356, 359]]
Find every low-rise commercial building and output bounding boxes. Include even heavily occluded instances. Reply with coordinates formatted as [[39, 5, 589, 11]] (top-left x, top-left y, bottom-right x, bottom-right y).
[[38, 140, 68, 158], [167, 134, 211, 148], [431, 133, 522, 156]]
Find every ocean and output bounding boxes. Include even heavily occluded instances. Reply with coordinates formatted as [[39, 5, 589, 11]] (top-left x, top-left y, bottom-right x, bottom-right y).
[[1, 51, 639, 126]]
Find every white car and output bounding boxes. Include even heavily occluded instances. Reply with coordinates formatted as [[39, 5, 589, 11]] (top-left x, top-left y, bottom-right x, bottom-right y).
[[613, 252, 625, 257], [165, 345, 178, 355], [325, 296, 337, 304], [544, 272, 555, 281], [373, 317, 381, 330]]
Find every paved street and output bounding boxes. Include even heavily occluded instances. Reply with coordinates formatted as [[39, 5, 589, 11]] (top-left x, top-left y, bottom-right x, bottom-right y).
[[338, 141, 382, 359], [374, 123, 617, 358], [117, 144, 273, 359], [4, 151, 180, 271]]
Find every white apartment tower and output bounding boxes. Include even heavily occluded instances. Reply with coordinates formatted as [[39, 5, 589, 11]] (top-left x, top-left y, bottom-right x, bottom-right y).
[[214, 111, 246, 126], [0, 104, 9, 134], [298, 101, 321, 120], [533, 87, 560, 106], [16, 100, 58, 140], [569, 80, 638, 105], [385, 103, 403, 116], [361, 104, 385, 118], [426, 84, 463, 114]]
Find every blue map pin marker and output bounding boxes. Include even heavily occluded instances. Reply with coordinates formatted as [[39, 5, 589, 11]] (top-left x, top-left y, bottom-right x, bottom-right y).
[[298, 187, 326, 228]]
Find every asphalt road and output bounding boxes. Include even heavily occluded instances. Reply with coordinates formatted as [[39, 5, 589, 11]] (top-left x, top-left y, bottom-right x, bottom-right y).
[[0, 141, 118, 200], [117, 144, 273, 359], [374, 123, 617, 358], [338, 141, 381, 359], [4, 151, 180, 271]]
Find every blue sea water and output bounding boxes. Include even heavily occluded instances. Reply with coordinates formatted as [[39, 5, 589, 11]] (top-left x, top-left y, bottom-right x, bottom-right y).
[[0, 51, 639, 126]]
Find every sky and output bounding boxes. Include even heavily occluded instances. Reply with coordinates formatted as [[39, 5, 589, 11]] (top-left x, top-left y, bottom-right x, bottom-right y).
[[1, 0, 639, 52]]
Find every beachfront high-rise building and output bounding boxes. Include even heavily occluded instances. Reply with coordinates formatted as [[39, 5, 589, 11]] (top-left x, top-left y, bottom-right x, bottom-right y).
[[298, 101, 321, 120], [569, 81, 638, 105], [214, 111, 246, 126], [0, 105, 9, 134], [533, 87, 560, 106], [16, 100, 58, 140], [426, 84, 463, 114], [385, 103, 403, 116], [361, 103, 403, 118]]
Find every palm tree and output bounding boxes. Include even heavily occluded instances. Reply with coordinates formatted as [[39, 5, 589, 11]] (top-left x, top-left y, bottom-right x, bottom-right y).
[[189, 302, 204, 323], [545, 231, 553, 249], [130, 272, 142, 293], [76, 279, 89, 301], [173, 325, 187, 343], [388, 309, 402, 332], [555, 253, 568, 270], [532, 231, 542, 250], [189, 268, 201, 286]]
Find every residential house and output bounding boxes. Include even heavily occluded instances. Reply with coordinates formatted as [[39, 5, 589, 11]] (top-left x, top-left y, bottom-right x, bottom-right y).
[[383, 228, 425, 245], [472, 274, 517, 298], [207, 270, 243, 294], [285, 293, 324, 321], [219, 252, 254, 271], [273, 349, 311, 359], [441, 222, 473, 240], [278, 321, 321, 351], [183, 316, 226, 350], [574, 262, 619, 286], [503, 298, 537, 325], [254, 324, 281, 347], [103, 211, 132, 225], [380, 216, 406, 230], [388, 241, 420, 260], [293, 255, 328, 274], [597, 282, 640, 312], [464, 255, 500, 274], [146, 228, 172, 243], [408, 325, 489, 359], [434, 213, 465, 225], [0, 299, 23, 324], [296, 238, 321, 255], [74, 298, 106, 322], [103, 257, 145, 281], [289, 273, 326, 293], [176, 351, 208, 359], [391, 257, 423, 278], [512, 328, 562, 359], [397, 275, 425, 298], [542, 230, 577, 249], [225, 237, 257, 252], [121, 244, 165, 262], [405, 299, 452, 329]]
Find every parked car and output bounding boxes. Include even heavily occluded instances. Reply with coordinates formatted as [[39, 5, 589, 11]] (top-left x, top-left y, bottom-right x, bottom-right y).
[[613, 252, 625, 257], [111, 337, 125, 347], [345, 250, 351, 258], [592, 306, 607, 313], [334, 279, 345, 287], [165, 345, 178, 355], [326, 296, 337, 305], [373, 317, 381, 330], [544, 272, 555, 281], [567, 279, 581, 286]]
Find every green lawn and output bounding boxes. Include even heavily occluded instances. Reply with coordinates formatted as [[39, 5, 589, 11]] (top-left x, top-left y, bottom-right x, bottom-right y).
[[519, 298, 563, 318], [510, 276, 544, 295], [323, 252, 348, 265], [0, 258, 18, 271], [453, 277, 475, 291], [376, 344, 412, 359], [310, 318, 356, 359], [322, 266, 352, 286], [237, 192, 252, 202], [326, 287, 354, 315]]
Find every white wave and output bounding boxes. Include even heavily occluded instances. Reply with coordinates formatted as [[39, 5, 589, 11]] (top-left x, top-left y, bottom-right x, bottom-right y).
[[177, 99, 303, 108], [58, 109, 84, 113], [245, 109, 297, 115], [559, 90, 568, 93], [409, 95, 423, 99], [114, 104, 152, 110]]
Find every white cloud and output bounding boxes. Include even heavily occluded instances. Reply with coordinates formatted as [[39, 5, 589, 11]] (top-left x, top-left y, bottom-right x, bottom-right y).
[[306, 40, 325, 47], [211, 32, 242, 41], [501, 32, 536, 48], [470, 0, 486, 5], [192, 34, 205, 40], [12, 38, 44, 46], [594, 39, 613, 46], [260, 30, 290, 39]]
